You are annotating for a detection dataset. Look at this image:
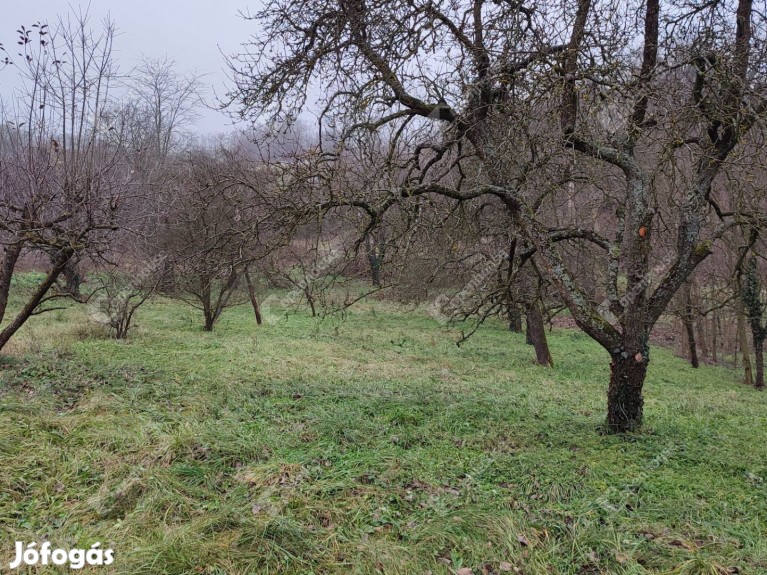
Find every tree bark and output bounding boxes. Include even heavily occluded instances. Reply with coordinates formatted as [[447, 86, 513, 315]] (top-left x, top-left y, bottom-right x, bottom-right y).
[[681, 280, 699, 367], [305, 289, 317, 317], [203, 309, 215, 332], [0, 242, 23, 324], [508, 306, 523, 332], [0, 255, 69, 350], [754, 337, 764, 389], [526, 301, 553, 367], [737, 309, 753, 386], [368, 254, 381, 287], [244, 268, 262, 325], [365, 233, 383, 287], [213, 273, 240, 324], [740, 256, 766, 389], [62, 260, 82, 297], [525, 312, 534, 345], [683, 318, 700, 368], [505, 240, 522, 333], [201, 278, 215, 332], [607, 353, 648, 432]]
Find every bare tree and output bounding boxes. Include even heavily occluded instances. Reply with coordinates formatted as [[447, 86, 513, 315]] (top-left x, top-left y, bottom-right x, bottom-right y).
[[0, 13, 131, 350], [551, 0, 767, 429], [90, 253, 168, 339], [228, 0, 767, 432], [157, 146, 285, 331], [738, 246, 766, 389], [127, 57, 203, 163]]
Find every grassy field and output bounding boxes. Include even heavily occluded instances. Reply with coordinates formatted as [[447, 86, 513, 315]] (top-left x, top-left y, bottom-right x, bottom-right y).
[[0, 293, 766, 574]]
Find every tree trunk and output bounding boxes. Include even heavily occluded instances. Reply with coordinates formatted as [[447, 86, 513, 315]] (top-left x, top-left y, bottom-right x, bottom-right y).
[[682, 281, 699, 368], [365, 234, 383, 287], [0, 242, 23, 324], [505, 240, 521, 333], [213, 274, 240, 324], [368, 254, 381, 287], [244, 269, 262, 325], [200, 278, 215, 332], [607, 353, 648, 433], [737, 309, 753, 386], [526, 301, 553, 367], [62, 260, 82, 297], [0, 256, 69, 350], [305, 290, 317, 317], [754, 337, 764, 389], [683, 318, 699, 368], [525, 314, 534, 345], [203, 310, 215, 332], [508, 305, 522, 332]]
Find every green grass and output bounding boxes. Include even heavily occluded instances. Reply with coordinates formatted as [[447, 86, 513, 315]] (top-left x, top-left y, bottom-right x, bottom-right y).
[[0, 293, 766, 574]]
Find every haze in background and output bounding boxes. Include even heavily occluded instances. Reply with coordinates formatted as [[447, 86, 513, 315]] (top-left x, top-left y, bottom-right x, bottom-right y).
[[0, 0, 261, 135]]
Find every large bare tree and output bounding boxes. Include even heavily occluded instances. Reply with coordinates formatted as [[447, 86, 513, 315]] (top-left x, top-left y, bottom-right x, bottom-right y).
[[228, 0, 767, 431], [0, 13, 132, 351]]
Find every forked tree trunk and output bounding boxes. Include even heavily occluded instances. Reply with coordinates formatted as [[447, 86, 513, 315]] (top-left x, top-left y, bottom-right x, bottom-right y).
[[526, 301, 553, 367], [305, 289, 317, 317], [607, 352, 648, 432], [244, 269, 262, 325], [213, 274, 240, 325]]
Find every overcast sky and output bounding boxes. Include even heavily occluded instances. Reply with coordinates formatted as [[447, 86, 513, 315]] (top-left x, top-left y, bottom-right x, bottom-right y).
[[1, 0, 262, 134]]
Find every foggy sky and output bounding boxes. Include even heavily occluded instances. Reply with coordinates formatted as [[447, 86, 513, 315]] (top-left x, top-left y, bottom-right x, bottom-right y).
[[0, 0, 262, 135]]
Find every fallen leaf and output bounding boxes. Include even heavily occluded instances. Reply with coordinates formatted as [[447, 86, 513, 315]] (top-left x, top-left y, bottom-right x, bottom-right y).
[[517, 534, 530, 547], [499, 562, 513, 572], [615, 551, 628, 564], [456, 568, 474, 575]]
